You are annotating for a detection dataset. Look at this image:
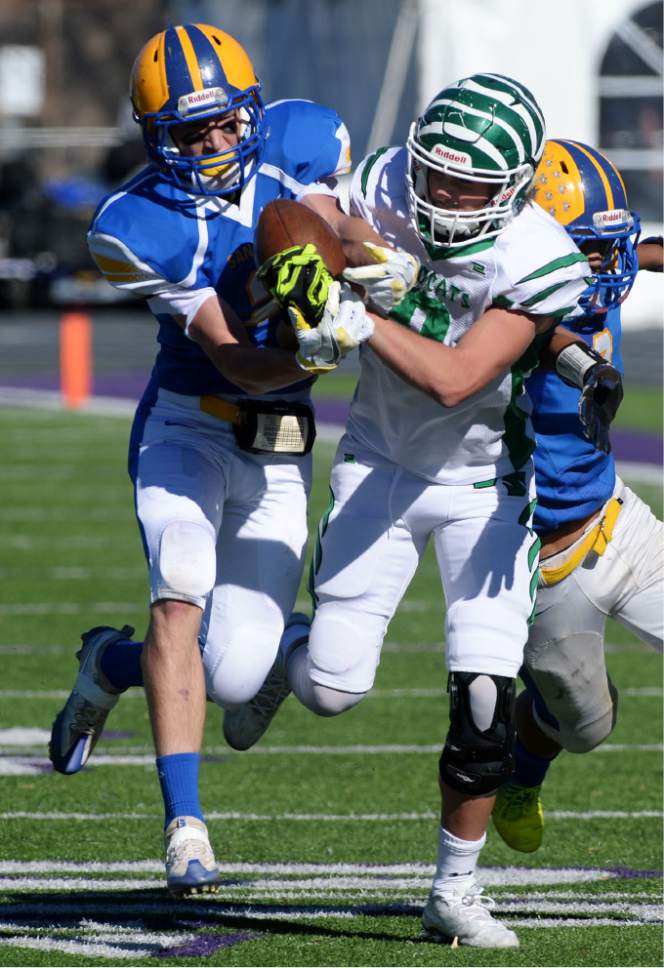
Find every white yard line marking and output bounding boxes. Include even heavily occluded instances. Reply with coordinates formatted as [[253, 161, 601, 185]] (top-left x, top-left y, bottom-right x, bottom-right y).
[[1, 810, 661, 824], [0, 865, 656, 889], [1, 743, 661, 771], [2, 686, 659, 700], [0, 602, 144, 615]]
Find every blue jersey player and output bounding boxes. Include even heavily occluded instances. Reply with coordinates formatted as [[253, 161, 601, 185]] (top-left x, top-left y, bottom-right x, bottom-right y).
[[47, 22, 374, 894], [493, 139, 664, 852]]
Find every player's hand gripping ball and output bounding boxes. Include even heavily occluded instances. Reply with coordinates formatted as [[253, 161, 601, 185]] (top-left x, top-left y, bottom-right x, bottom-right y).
[[256, 198, 347, 320]]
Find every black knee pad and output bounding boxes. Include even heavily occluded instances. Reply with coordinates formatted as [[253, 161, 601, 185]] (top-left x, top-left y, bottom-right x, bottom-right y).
[[439, 671, 516, 797]]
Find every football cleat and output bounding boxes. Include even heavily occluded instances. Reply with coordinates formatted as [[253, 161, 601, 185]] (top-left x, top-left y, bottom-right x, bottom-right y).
[[492, 782, 544, 853], [48, 625, 134, 775], [222, 613, 309, 751], [164, 816, 221, 896], [422, 883, 519, 948]]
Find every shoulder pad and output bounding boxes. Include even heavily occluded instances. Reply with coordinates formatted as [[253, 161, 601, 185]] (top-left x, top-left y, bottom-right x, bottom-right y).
[[350, 146, 404, 217], [89, 174, 205, 292], [263, 99, 351, 184]]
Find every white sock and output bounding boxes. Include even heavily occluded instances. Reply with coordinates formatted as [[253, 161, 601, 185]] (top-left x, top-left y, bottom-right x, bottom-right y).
[[431, 826, 486, 896]]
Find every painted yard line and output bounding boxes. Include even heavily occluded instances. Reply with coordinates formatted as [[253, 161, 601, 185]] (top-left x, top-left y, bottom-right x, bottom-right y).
[[4, 509, 131, 522], [3, 874, 663, 904], [0, 646, 67, 656], [4, 535, 110, 549], [2, 743, 662, 772], [616, 460, 663, 485], [2, 893, 660, 920], [1, 881, 662, 927], [0, 602, 144, 615], [2, 686, 660, 701], [0, 936, 164, 962], [1, 810, 661, 824], [0, 640, 648, 655], [1, 743, 662, 770]]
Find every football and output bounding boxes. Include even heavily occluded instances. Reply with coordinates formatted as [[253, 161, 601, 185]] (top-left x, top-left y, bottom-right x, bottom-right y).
[[255, 198, 346, 277]]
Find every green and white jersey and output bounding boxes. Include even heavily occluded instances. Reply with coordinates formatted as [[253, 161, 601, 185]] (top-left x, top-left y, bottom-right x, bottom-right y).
[[346, 146, 590, 485]]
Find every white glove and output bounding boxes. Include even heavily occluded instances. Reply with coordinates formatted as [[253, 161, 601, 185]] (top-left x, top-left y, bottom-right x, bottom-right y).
[[289, 280, 374, 372], [343, 242, 420, 314]]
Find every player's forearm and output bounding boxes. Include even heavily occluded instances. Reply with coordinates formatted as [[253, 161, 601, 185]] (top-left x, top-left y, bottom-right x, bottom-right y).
[[538, 325, 584, 370], [368, 314, 481, 407], [197, 338, 308, 394], [186, 293, 307, 393]]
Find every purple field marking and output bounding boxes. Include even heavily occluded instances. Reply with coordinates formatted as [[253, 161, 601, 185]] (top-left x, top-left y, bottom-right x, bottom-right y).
[[1, 375, 661, 464], [157, 931, 259, 958]]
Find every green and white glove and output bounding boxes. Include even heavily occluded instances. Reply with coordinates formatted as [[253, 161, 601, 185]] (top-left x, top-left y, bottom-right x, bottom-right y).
[[343, 242, 421, 314], [290, 281, 374, 372]]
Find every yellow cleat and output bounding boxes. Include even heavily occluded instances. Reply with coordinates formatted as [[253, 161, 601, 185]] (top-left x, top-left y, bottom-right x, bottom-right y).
[[492, 783, 543, 853]]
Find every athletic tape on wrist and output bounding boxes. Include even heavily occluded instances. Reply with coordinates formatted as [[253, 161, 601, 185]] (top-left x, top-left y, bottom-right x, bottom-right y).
[[555, 342, 598, 389]]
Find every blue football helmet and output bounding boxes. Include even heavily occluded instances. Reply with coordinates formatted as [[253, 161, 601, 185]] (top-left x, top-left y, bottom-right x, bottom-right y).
[[533, 139, 641, 312], [130, 24, 265, 197]]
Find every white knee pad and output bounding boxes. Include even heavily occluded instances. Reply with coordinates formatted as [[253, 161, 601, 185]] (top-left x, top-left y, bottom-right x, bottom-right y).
[[158, 520, 216, 601], [309, 683, 366, 717], [537, 677, 619, 754], [204, 622, 280, 707], [287, 643, 367, 716], [308, 607, 385, 693]]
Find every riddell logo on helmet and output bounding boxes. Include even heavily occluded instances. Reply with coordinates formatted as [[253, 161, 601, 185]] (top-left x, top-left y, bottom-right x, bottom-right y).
[[178, 87, 228, 116], [432, 145, 471, 166], [593, 209, 631, 229]]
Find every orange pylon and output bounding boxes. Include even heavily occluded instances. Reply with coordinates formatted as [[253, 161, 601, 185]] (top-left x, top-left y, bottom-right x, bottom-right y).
[[60, 312, 92, 408]]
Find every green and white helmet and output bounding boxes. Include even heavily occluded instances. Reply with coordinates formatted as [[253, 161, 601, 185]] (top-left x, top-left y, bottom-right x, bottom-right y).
[[406, 73, 546, 249]]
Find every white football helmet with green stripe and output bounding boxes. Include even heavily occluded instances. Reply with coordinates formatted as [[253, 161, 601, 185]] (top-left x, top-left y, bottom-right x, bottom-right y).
[[407, 74, 546, 249]]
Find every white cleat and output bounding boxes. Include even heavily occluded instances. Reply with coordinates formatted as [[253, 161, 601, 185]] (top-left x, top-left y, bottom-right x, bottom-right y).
[[222, 613, 309, 751], [422, 883, 519, 948], [48, 625, 134, 774], [164, 816, 221, 896]]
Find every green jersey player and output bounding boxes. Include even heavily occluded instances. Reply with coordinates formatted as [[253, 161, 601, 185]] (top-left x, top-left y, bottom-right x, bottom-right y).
[[226, 74, 619, 948]]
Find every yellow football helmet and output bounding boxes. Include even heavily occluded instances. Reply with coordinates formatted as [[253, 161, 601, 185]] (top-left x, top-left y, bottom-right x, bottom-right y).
[[534, 139, 640, 310], [130, 23, 264, 196]]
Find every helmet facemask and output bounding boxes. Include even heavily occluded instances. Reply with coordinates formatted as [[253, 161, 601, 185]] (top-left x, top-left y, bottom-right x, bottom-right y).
[[571, 211, 641, 313], [139, 90, 264, 198], [406, 123, 534, 248]]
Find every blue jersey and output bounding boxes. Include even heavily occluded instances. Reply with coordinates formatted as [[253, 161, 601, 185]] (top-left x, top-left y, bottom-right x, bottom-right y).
[[528, 305, 622, 534], [88, 99, 351, 399]]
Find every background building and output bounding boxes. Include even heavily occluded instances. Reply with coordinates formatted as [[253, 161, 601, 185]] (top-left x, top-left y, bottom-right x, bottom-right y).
[[0, 0, 660, 324]]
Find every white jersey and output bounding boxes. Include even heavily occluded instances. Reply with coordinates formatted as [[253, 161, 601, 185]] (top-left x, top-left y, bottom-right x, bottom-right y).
[[347, 146, 590, 485]]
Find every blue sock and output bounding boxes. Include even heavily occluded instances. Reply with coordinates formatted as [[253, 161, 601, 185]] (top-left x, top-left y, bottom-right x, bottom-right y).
[[512, 737, 554, 788], [100, 637, 144, 691], [156, 753, 204, 828]]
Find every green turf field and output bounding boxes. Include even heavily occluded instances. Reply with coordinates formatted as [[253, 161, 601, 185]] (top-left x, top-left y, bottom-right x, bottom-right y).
[[0, 405, 661, 967]]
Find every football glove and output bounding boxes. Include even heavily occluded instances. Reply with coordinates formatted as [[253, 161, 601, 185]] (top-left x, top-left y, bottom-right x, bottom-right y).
[[290, 280, 374, 372], [578, 360, 623, 455], [257, 243, 333, 324], [555, 342, 623, 454], [343, 242, 421, 314]]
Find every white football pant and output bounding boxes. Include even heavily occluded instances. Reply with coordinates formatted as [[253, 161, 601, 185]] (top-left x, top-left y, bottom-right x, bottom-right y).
[[134, 390, 311, 707], [292, 436, 538, 711], [525, 478, 663, 753]]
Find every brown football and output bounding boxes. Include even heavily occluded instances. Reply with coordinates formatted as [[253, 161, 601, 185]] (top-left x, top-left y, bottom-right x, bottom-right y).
[[255, 198, 346, 277]]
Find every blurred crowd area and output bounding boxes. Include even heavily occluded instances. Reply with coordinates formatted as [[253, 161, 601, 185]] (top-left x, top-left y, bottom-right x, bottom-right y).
[[0, 0, 661, 312]]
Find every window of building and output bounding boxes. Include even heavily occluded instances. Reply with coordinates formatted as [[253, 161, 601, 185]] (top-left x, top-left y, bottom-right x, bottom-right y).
[[599, 1, 663, 221]]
